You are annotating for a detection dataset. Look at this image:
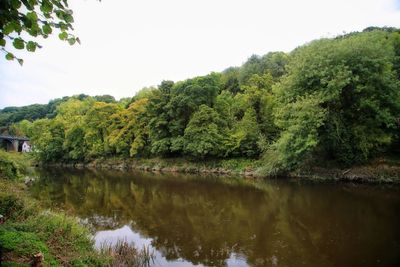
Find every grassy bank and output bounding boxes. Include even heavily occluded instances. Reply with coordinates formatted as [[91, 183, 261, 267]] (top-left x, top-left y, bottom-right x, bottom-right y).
[[0, 151, 107, 266], [0, 151, 154, 266]]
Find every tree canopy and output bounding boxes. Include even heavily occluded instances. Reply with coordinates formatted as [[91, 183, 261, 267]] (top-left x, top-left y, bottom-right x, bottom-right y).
[[3, 28, 400, 174]]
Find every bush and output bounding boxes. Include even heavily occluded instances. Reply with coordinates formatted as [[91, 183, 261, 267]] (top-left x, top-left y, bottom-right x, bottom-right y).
[[0, 195, 24, 220], [0, 151, 20, 180]]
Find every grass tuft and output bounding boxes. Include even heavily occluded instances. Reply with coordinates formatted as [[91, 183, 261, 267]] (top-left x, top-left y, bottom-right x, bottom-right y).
[[99, 239, 155, 267]]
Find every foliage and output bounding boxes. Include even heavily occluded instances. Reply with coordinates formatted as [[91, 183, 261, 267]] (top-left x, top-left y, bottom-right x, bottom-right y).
[[0, 104, 50, 129], [108, 98, 150, 157], [0, 150, 31, 180], [0, 202, 107, 266], [168, 74, 221, 140], [229, 107, 261, 157], [0, 194, 24, 219], [147, 81, 174, 156], [0, 94, 116, 131], [83, 102, 121, 159], [183, 105, 226, 158], [0, 0, 79, 65], [30, 119, 65, 162], [4, 27, 399, 175], [237, 52, 289, 84], [0, 152, 116, 266], [262, 96, 327, 174], [262, 29, 400, 175], [0, 150, 20, 179]]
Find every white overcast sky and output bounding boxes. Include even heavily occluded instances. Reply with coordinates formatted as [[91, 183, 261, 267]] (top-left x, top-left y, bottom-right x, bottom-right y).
[[1, 0, 400, 108]]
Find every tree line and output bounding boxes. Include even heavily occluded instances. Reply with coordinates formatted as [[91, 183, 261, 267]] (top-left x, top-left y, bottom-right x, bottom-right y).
[[4, 28, 400, 175]]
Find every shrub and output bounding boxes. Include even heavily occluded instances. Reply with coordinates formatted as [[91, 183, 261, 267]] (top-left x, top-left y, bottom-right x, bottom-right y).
[[0, 151, 20, 180]]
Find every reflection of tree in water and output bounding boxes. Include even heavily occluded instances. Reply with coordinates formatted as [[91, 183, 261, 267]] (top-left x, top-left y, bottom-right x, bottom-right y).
[[30, 169, 400, 267]]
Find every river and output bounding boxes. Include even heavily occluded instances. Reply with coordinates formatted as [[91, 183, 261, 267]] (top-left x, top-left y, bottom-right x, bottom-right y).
[[29, 168, 400, 267]]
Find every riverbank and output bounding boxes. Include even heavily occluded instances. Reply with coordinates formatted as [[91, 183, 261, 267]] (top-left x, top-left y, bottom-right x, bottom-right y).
[[290, 158, 400, 183], [43, 156, 400, 184], [0, 151, 154, 266]]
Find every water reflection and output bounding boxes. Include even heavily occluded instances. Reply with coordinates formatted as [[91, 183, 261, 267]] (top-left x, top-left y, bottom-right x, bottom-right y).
[[30, 168, 400, 267], [94, 225, 152, 249]]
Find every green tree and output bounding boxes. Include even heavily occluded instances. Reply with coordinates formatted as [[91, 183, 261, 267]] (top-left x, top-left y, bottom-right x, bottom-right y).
[[56, 98, 94, 127], [221, 67, 241, 94], [56, 98, 94, 160], [168, 74, 221, 154], [8, 119, 32, 136], [84, 102, 121, 159], [214, 91, 236, 129], [63, 125, 86, 161], [108, 98, 150, 157], [30, 118, 65, 162], [266, 30, 400, 174], [263, 96, 327, 174], [241, 73, 277, 137], [229, 107, 261, 157], [183, 105, 226, 158], [147, 81, 174, 156], [260, 51, 289, 79], [238, 52, 288, 85], [93, 95, 116, 103]]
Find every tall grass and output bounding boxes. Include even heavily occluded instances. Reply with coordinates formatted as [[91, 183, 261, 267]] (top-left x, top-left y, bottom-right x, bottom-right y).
[[99, 239, 155, 267]]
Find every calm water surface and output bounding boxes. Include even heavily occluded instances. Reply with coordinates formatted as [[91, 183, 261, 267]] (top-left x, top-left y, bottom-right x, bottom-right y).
[[30, 169, 400, 267]]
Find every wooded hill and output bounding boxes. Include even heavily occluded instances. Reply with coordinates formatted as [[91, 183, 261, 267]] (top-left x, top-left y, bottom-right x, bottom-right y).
[[2, 27, 400, 175]]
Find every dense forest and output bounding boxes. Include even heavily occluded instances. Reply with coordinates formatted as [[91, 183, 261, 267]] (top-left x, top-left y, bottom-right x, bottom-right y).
[[2, 27, 400, 175]]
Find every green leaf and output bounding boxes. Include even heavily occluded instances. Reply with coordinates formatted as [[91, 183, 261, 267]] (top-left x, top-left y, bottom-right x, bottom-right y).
[[11, 0, 21, 9], [40, 0, 53, 13], [58, 32, 68, 41], [23, 16, 33, 28], [17, 58, 24, 66], [13, 38, 25, 50], [64, 14, 74, 23], [42, 24, 52, 35], [3, 23, 14, 35], [28, 26, 39, 37], [55, 10, 64, 20], [58, 22, 68, 31], [13, 21, 22, 33], [0, 39, 5, 47], [53, 1, 64, 9], [26, 11, 38, 21], [28, 0, 37, 8], [67, 37, 76, 46], [26, 41, 36, 52], [5, 53, 14, 61]]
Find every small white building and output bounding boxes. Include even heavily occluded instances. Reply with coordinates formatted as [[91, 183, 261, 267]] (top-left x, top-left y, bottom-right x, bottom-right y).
[[22, 141, 31, 153]]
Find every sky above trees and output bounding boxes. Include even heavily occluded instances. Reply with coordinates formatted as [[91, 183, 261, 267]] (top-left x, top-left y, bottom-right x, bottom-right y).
[[1, 0, 399, 108]]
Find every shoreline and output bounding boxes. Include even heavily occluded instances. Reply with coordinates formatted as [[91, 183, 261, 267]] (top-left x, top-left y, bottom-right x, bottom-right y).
[[40, 157, 400, 184]]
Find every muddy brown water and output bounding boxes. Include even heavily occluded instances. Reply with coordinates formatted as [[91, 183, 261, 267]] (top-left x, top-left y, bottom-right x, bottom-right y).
[[29, 168, 400, 267]]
